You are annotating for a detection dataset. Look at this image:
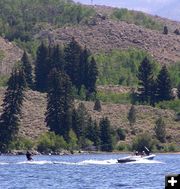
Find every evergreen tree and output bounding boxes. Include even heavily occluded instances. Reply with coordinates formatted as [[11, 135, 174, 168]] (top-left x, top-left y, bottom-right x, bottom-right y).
[[93, 99, 102, 112], [99, 117, 113, 152], [86, 118, 100, 148], [0, 68, 26, 152], [45, 69, 73, 142], [177, 83, 180, 99], [49, 45, 64, 71], [156, 65, 172, 102], [163, 26, 168, 34], [137, 57, 154, 104], [35, 42, 49, 92], [21, 51, 33, 88], [79, 47, 91, 93], [72, 103, 89, 147], [64, 37, 82, 88], [86, 57, 98, 98], [154, 117, 166, 143], [127, 105, 136, 127]]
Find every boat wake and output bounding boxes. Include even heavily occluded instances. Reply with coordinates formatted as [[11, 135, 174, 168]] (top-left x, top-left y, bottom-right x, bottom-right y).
[[0, 159, 163, 165]]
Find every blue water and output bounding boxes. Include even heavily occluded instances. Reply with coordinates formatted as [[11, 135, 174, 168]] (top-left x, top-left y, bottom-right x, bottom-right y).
[[0, 154, 179, 189]]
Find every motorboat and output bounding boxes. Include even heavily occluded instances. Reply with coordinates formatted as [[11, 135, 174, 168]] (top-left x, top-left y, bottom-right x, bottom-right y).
[[117, 154, 156, 163]]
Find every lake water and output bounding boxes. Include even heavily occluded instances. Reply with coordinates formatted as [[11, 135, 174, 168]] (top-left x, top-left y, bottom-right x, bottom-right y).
[[0, 154, 179, 189]]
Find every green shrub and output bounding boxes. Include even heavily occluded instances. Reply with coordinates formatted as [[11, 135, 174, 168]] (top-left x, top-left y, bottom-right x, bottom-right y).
[[95, 48, 159, 86], [111, 8, 163, 30], [132, 133, 155, 152], [8, 137, 34, 150], [156, 99, 180, 112], [37, 132, 67, 153], [116, 128, 126, 141], [97, 91, 131, 104]]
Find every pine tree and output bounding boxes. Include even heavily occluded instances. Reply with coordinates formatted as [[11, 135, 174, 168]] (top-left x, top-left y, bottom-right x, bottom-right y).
[[35, 42, 49, 92], [79, 47, 91, 93], [177, 83, 180, 99], [0, 68, 26, 152], [127, 105, 136, 127], [137, 57, 154, 104], [72, 103, 89, 148], [86, 57, 98, 98], [86, 118, 100, 148], [154, 117, 166, 143], [45, 69, 73, 142], [156, 65, 172, 102], [21, 51, 33, 88], [49, 45, 64, 71], [99, 117, 113, 152], [93, 99, 102, 112], [64, 37, 82, 88]]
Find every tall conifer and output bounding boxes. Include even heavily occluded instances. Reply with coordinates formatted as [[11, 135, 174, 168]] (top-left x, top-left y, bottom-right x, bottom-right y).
[[35, 42, 49, 92], [137, 57, 154, 104], [0, 68, 26, 152], [156, 65, 172, 102], [21, 51, 33, 88], [99, 117, 113, 152], [64, 37, 82, 88], [45, 69, 73, 142]]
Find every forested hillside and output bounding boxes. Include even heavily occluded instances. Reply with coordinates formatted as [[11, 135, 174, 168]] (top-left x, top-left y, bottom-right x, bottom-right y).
[[0, 0, 180, 153]]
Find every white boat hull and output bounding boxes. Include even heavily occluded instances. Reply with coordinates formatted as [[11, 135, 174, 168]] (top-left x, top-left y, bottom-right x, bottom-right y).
[[117, 154, 156, 163]]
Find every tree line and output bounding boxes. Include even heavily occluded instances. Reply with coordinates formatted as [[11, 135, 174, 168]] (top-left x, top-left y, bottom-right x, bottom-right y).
[[134, 57, 178, 106]]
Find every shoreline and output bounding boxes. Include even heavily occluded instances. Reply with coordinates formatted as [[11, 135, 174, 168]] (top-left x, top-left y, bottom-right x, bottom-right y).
[[1, 150, 180, 156]]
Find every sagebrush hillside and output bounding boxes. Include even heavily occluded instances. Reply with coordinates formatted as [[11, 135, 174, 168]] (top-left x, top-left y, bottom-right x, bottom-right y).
[[37, 14, 180, 65], [0, 37, 22, 75], [0, 88, 179, 145]]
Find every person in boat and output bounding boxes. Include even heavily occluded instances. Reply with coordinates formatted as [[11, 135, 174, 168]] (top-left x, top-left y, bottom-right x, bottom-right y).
[[26, 151, 33, 161]]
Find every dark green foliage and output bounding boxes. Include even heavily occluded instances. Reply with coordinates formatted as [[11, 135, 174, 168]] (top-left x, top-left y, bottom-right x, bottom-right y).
[[45, 69, 73, 142], [99, 117, 113, 152], [0, 68, 26, 152], [64, 39, 98, 98], [79, 47, 91, 92], [64, 38, 82, 88], [72, 103, 89, 147], [137, 57, 154, 104], [35, 42, 49, 92], [168, 62, 180, 87], [163, 26, 168, 34], [132, 133, 154, 152], [0, 0, 95, 42], [49, 45, 64, 71], [86, 57, 98, 97], [177, 83, 180, 99], [112, 8, 163, 30], [93, 99, 102, 111], [86, 118, 100, 148], [174, 29, 180, 35], [127, 105, 136, 127], [116, 128, 126, 141], [21, 51, 33, 88], [154, 117, 166, 143], [156, 65, 172, 102]]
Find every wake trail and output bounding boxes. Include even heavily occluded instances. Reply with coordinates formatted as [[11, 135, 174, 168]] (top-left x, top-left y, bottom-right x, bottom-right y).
[[0, 159, 164, 165]]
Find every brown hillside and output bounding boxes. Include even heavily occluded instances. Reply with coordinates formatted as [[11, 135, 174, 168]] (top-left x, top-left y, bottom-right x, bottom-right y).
[[37, 13, 180, 65], [0, 37, 23, 76], [0, 89, 179, 145]]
